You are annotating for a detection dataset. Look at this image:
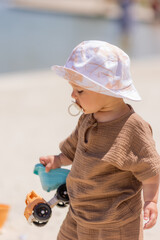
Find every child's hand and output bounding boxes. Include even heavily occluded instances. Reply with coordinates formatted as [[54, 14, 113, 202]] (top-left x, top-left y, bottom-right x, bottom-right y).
[[143, 201, 158, 230], [39, 155, 61, 172]]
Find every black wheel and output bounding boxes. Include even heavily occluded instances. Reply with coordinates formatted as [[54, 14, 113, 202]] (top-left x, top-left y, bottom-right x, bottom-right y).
[[56, 201, 69, 208], [32, 220, 48, 227], [33, 203, 52, 221], [57, 184, 69, 202]]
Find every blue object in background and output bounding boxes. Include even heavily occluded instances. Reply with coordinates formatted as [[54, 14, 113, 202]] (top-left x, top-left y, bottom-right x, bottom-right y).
[[34, 163, 70, 192]]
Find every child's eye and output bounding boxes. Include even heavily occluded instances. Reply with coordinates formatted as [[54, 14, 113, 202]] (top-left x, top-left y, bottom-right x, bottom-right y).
[[77, 90, 83, 94]]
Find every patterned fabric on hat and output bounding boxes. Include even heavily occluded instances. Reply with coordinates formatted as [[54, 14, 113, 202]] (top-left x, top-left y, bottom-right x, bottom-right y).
[[52, 40, 141, 101]]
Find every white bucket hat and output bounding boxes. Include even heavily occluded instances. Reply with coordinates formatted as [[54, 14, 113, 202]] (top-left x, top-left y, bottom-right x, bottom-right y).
[[51, 40, 141, 101]]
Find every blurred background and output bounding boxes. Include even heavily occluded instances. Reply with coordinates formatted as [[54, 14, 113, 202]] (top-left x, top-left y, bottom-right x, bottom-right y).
[[0, 1, 160, 240], [0, 0, 160, 73]]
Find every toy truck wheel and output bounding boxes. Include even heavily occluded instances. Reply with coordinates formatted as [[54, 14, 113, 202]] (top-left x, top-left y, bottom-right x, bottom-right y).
[[57, 184, 69, 202], [33, 203, 52, 221], [56, 201, 69, 208], [33, 220, 48, 227]]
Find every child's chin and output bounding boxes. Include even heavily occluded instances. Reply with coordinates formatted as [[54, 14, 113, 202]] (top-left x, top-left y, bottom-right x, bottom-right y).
[[83, 109, 94, 114], [83, 109, 88, 114]]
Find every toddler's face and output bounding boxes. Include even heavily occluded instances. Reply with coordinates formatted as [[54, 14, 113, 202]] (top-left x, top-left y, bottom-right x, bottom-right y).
[[69, 83, 113, 114]]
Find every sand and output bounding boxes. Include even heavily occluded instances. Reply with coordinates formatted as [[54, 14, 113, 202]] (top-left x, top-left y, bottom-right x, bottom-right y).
[[0, 57, 160, 239]]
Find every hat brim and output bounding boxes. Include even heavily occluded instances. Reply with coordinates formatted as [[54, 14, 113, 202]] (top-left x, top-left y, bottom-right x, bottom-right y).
[[51, 65, 141, 102]]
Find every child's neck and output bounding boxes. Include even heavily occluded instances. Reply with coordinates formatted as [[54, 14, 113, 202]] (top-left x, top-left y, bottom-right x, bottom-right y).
[[93, 102, 130, 123]]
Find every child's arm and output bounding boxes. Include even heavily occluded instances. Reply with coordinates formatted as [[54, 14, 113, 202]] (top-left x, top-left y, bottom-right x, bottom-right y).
[[39, 153, 72, 172], [142, 174, 159, 229]]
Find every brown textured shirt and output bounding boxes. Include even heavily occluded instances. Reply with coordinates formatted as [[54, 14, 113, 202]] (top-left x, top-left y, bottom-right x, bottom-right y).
[[59, 106, 160, 228]]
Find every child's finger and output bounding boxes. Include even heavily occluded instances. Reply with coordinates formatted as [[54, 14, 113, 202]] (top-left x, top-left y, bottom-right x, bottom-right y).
[[39, 156, 48, 165], [45, 162, 52, 172], [144, 208, 150, 222], [144, 213, 157, 229]]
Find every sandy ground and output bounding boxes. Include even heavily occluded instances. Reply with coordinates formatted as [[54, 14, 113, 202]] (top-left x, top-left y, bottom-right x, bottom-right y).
[[0, 57, 160, 239]]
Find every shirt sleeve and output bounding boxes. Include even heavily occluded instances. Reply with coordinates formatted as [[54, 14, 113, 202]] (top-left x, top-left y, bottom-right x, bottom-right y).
[[59, 114, 85, 161], [129, 121, 160, 182]]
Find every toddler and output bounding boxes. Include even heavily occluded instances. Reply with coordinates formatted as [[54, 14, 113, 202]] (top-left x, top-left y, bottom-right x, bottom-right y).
[[40, 41, 160, 240]]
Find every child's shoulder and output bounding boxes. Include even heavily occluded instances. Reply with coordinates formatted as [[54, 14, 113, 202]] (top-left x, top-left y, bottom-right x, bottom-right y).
[[128, 111, 152, 135]]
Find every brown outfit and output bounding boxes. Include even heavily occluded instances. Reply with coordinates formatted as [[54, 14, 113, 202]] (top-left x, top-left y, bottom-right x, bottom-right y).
[[57, 210, 143, 240], [58, 106, 160, 239]]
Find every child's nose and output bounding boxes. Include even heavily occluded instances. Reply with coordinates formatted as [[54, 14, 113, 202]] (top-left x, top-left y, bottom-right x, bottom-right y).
[[71, 90, 77, 99]]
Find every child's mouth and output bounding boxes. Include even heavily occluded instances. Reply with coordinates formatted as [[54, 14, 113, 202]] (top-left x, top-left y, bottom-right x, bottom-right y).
[[75, 101, 82, 110]]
